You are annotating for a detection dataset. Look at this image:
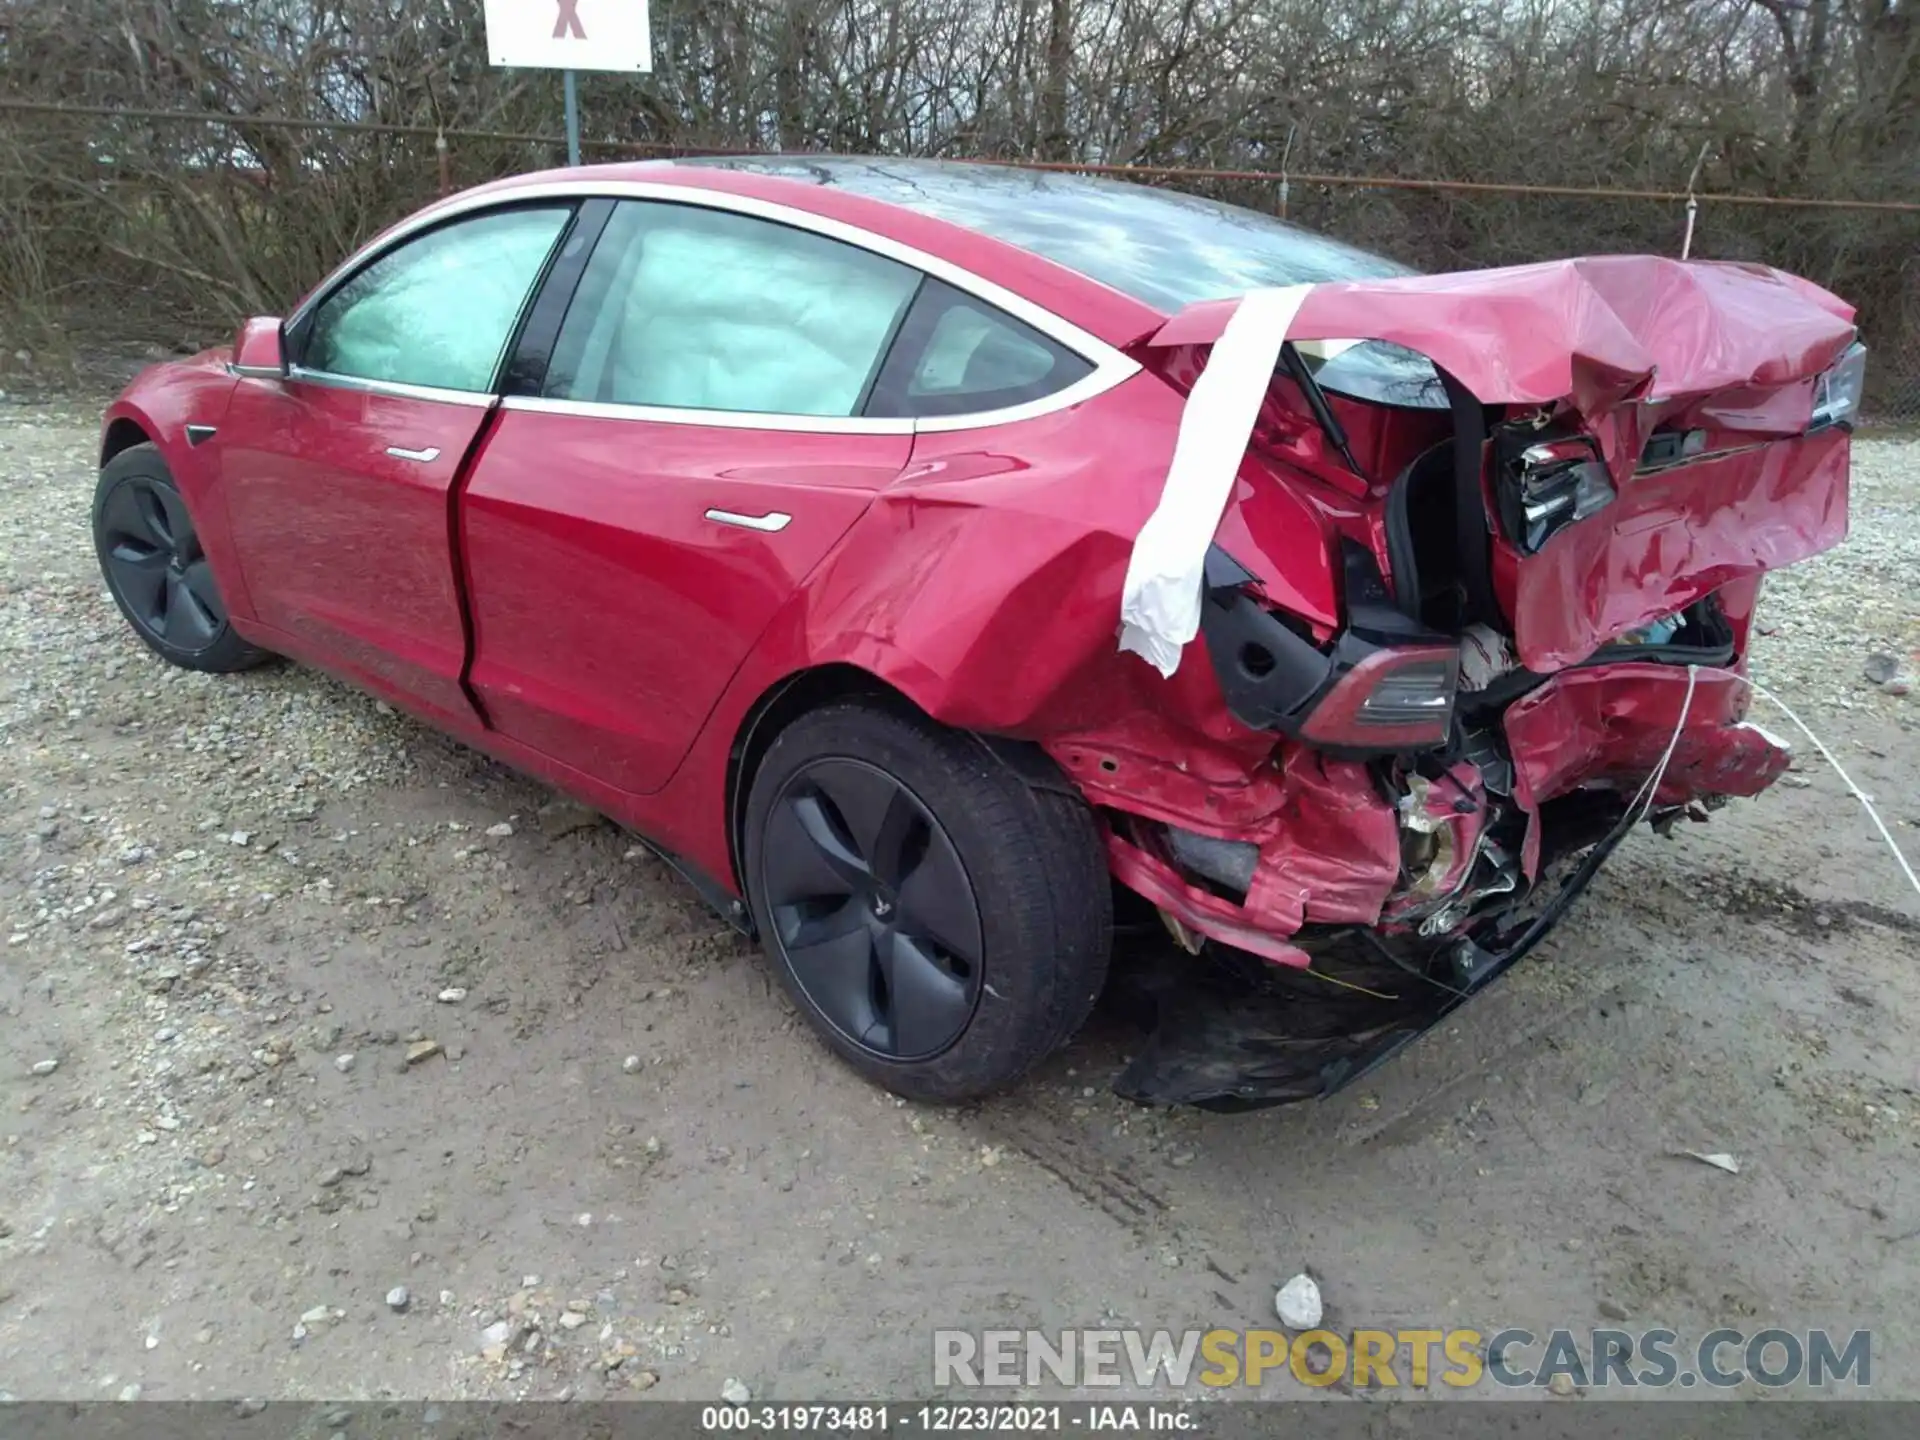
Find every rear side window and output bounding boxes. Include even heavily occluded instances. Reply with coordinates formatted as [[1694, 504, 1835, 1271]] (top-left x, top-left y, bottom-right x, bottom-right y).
[[865, 280, 1092, 418], [543, 201, 921, 417]]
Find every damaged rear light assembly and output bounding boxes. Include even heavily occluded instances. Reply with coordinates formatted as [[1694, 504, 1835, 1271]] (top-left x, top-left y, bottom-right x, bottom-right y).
[[1497, 435, 1617, 555], [1199, 543, 1462, 755], [1296, 645, 1461, 750], [1811, 341, 1868, 429]]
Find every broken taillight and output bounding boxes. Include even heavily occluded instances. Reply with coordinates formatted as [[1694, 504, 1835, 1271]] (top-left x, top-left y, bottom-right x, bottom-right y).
[[1810, 342, 1867, 430], [1499, 436, 1617, 555], [1297, 644, 1461, 750]]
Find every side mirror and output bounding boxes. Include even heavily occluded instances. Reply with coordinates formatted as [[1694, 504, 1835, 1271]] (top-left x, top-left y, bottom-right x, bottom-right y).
[[232, 317, 287, 378]]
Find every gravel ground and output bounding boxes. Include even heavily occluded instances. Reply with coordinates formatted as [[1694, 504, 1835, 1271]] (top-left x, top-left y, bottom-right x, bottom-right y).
[[0, 384, 1917, 1403]]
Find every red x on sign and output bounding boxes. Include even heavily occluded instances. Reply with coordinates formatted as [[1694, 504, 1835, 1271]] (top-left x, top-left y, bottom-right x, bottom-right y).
[[553, 0, 587, 39]]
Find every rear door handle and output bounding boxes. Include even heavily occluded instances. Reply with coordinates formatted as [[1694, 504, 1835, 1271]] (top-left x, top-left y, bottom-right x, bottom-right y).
[[385, 445, 441, 463], [705, 508, 791, 533]]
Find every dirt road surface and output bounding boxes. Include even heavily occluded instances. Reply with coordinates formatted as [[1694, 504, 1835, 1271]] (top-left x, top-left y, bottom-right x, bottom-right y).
[[2, 386, 1917, 1403]]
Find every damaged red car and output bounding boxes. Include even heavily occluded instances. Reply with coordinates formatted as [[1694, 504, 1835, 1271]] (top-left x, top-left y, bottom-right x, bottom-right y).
[[95, 158, 1864, 1108]]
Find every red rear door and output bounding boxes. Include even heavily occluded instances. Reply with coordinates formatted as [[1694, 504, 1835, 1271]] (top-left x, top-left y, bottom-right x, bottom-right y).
[[457, 196, 924, 794], [462, 410, 903, 793]]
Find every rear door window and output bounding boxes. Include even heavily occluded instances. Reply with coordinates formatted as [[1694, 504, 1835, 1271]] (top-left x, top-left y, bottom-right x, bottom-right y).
[[543, 200, 922, 418]]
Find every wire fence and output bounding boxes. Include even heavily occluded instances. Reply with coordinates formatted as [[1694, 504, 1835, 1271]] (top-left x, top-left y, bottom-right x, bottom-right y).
[[3, 97, 1917, 421]]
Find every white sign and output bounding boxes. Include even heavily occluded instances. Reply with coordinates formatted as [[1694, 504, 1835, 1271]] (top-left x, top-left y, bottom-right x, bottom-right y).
[[484, 0, 652, 74]]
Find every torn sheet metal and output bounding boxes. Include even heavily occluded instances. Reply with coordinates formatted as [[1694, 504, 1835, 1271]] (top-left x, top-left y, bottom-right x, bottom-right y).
[[1503, 663, 1792, 878], [1118, 284, 1312, 676], [1117, 256, 1856, 678], [1496, 425, 1851, 671], [1144, 256, 1856, 415]]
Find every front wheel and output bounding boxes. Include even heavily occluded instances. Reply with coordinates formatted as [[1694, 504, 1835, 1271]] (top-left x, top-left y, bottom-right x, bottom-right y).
[[93, 444, 270, 673], [743, 702, 1111, 1102]]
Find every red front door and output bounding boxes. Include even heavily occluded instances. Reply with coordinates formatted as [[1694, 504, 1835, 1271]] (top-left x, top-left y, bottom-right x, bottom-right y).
[[219, 376, 491, 725], [460, 406, 905, 795], [215, 200, 576, 724]]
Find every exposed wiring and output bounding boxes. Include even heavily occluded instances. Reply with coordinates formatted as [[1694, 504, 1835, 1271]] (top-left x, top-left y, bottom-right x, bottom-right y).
[[1622, 662, 1700, 825], [1352, 925, 1470, 999], [1302, 963, 1399, 1001], [1616, 660, 1917, 904], [1702, 667, 1920, 903]]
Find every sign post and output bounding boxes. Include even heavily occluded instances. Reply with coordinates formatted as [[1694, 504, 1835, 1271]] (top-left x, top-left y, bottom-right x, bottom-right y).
[[484, 0, 653, 166], [563, 69, 581, 165]]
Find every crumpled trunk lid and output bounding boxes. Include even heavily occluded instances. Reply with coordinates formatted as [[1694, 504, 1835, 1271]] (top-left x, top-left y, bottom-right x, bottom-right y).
[[1137, 255, 1859, 672]]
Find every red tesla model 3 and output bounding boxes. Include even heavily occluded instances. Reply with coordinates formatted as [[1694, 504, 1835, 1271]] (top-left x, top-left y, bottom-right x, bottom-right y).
[[96, 157, 1862, 1108]]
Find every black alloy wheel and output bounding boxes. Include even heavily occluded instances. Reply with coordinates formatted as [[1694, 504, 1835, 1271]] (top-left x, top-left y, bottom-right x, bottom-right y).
[[93, 444, 268, 673], [743, 702, 1112, 1102], [760, 758, 984, 1061]]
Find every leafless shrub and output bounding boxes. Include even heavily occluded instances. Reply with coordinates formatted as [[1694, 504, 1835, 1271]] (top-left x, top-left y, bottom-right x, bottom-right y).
[[1, 0, 1915, 406]]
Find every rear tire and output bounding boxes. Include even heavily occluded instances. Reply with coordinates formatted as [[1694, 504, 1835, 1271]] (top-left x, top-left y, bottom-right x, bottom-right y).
[[94, 444, 269, 674], [743, 701, 1111, 1102]]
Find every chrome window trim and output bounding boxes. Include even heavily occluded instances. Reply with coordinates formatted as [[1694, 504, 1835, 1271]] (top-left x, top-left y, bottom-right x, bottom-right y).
[[285, 178, 1140, 432], [228, 363, 287, 380], [284, 365, 496, 408], [499, 394, 914, 435]]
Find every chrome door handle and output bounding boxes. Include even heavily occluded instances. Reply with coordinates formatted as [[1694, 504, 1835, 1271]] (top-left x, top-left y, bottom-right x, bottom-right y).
[[385, 445, 441, 463], [705, 508, 792, 533]]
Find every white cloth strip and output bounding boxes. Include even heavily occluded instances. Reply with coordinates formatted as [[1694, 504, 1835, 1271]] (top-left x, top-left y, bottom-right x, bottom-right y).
[[1118, 285, 1314, 677]]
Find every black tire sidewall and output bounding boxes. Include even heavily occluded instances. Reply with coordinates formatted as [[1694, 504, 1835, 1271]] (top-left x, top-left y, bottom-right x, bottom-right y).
[[744, 703, 1103, 1102], [94, 446, 264, 674]]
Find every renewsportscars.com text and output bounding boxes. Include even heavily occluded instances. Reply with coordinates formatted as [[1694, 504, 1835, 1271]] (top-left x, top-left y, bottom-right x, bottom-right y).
[[933, 1327, 1872, 1390]]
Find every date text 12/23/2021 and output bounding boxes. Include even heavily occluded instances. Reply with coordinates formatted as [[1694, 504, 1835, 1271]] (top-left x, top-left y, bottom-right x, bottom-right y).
[[700, 1406, 1197, 1432]]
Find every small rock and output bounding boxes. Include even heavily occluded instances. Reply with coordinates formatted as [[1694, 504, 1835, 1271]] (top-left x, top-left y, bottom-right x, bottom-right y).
[[1548, 1372, 1577, 1398], [1864, 652, 1898, 684], [30, 1059, 59, 1077], [629, 1369, 659, 1391], [437, 987, 467, 1004], [485, 822, 514, 838], [1887, 679, 1913, 697], [480, 1320, 514, 1349], [1275, 1273, 1323, 1329], [386, 1286, 411, 1312], [334, 1053, 356, 1073], [721, 1378, 752, 1404], [622, 1055, 643, 1075], [118, 1383, 143, 1402], [195, 1326, 215, 1344], [405, 1040, 441, 1066], [300, 1305, 332, 1326], [559, 1311, 589, 1330], [1168, 1150, 1196, 1168], [1598, 1299, 1631, 1321], [234, 1398, 267, 1417]]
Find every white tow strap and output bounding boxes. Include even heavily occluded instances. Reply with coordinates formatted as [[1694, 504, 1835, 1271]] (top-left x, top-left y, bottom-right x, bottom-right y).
[[1118, 284, 1315, 677]]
